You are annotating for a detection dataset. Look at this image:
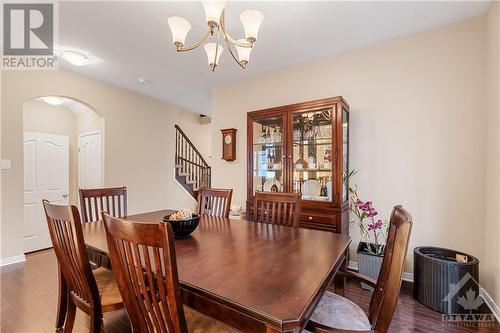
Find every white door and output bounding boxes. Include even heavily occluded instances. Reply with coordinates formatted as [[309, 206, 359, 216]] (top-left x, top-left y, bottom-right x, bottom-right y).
[[78, 131, 102, 189], [24, 132, 69, 253]]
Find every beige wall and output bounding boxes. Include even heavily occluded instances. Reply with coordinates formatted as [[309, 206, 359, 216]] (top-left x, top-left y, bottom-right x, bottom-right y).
[[23, 100, 79, 205], [211, 16, 488, 284], [484, 2, 500, 304], [76, 108, 104, 135], [1, 69, 210, 260]]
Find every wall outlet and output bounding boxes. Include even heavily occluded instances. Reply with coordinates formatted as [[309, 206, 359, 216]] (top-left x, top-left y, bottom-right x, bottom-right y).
[[1, 159, 12, 170]]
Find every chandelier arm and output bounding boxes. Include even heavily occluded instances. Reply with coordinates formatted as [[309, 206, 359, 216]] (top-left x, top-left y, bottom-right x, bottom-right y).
[[176, 27, 213, 52], [223, 32, 246, 69], [220, 10, 253, 48]]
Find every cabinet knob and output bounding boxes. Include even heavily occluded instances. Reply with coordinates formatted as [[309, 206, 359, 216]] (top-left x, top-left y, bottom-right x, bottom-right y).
[[308, 216, 313, 221]]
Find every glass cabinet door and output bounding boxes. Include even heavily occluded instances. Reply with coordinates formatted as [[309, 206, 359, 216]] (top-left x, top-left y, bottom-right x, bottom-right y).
[[291, 108, 334, 202], [251, 116, 285, 194], [342, 108, 349, 203]]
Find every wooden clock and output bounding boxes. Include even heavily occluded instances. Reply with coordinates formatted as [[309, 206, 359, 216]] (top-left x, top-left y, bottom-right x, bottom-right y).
[[221, 128, 237, 161]]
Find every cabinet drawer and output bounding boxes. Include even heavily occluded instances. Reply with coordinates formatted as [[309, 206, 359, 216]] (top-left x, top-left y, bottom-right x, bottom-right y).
[[300, 213, 336, 225]]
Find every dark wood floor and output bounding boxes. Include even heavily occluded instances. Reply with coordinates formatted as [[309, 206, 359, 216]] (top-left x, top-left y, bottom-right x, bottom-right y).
[[1, 249, 498, 333]]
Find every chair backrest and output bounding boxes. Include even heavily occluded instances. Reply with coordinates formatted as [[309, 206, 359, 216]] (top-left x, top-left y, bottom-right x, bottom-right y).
[[197, 187, 233, 218], [79, 187, 127, 223], [369, 205, 413, 333], [253, 191, 301, 227], [102, 214, 187, 333], [42, 200, 100, 312]]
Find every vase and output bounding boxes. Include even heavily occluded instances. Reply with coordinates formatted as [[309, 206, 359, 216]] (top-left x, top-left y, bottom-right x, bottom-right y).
[[357, 242, 384, 291]]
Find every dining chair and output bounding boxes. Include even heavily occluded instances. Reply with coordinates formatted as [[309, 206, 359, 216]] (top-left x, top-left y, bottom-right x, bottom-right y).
[[253, 191, 301, 227], [42, 200, 123, 333], [305, 205, 413, 333], [197, 187, 233, 218], [79, 186, 128, 223], [80, 186, 127, 268], [102, 213, 241, 333]]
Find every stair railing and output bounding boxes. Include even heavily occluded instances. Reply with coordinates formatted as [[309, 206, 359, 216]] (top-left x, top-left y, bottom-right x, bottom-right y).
[[175, 125, 211, 191]]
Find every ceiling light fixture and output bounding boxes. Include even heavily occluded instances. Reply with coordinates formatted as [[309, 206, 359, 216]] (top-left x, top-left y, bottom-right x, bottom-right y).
[[167, 1, 263, 71], [41, 96, 65, 105], [60, 50, 89, 66]]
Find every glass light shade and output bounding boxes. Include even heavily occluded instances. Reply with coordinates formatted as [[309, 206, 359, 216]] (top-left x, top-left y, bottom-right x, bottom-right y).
[[202, 1, 227, 25], [204, 43, 224, 67], [41, 96, 65, 105], [235, 39, 252, 64], [167, 16, 192, 46], [60, 50, 88, 66], [240, 10, 264, 41]]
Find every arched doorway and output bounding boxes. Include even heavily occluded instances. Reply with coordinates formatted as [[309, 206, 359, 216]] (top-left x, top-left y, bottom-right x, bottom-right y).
[[22, 96, 104, 253]]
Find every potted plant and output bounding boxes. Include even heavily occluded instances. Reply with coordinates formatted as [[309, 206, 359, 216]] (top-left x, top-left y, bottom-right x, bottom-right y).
[[344, 170, 388, 290]]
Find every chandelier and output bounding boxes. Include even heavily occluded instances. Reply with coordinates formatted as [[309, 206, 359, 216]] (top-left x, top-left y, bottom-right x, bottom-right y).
[[167, 1, 264, 71]]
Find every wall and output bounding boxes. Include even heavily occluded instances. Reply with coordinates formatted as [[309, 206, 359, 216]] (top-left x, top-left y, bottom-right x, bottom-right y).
[[76, 108, 104, 134], [484, 2, 500, 305], [23, 100, 79, 205], [1, 69, 210, 261], [211, 17, 487, 281]]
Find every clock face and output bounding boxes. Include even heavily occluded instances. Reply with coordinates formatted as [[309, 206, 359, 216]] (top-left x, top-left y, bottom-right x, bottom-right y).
[[224, 134, 232, 144]]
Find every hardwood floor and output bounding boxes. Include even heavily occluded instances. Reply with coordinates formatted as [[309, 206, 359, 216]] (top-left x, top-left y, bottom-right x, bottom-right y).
[[1, 249, 498, 333]]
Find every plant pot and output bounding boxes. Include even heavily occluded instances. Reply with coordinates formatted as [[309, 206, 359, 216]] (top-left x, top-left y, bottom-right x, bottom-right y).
[[357, 242, 384, 291]]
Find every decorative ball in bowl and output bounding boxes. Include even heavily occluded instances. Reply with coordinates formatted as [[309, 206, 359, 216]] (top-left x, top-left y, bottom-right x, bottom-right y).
[[162, 209, 200, 239]]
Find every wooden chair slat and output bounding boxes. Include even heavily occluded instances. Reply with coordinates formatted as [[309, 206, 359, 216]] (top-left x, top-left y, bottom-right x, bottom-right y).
[[253, 192, 301, 227], [197, 188, 233, 218], [79, 187, 127, 223], [103, 214, 188, 333]]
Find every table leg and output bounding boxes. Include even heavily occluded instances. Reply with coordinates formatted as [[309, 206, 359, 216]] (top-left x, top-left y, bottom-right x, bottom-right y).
[[333, 254, 347, 297], [56, 263, 68, 329]]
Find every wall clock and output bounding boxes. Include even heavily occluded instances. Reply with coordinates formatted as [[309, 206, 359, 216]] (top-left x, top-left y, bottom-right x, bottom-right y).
[[220, 128, 237, 161]]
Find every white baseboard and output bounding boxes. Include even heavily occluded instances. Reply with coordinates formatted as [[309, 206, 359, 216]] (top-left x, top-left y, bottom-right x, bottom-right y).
[[348, 260, 414, 283], [0, 255, 26, 268], [480, 288, 500, 323]]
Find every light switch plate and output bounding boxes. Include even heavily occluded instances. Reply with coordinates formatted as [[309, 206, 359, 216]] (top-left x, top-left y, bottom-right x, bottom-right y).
[[1, 159, 12, 170]]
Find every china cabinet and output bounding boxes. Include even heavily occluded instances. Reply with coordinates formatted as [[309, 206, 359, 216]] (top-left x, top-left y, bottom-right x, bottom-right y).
[[246, 96, 349, 233]]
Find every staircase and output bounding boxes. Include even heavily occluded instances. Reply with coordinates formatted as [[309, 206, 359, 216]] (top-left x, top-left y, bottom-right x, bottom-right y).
[[175, 125, 211, 199]]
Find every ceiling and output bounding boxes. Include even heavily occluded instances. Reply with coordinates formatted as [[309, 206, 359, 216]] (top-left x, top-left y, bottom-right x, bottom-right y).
[[58, 1, 491, 115]]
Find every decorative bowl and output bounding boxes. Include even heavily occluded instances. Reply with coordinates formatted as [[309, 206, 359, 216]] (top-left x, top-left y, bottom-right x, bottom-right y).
[[162, 213, 200, 239]]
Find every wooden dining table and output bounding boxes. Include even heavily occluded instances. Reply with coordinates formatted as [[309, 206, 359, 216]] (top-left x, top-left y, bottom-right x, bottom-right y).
[[82, 210, 351, 333]]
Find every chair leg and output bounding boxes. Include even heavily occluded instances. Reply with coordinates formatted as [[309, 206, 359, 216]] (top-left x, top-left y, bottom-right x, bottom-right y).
[[333, 255, 347, 297], [56, 266, 68, 329], [64, 301, 77, 333], [89, 311, 103, 333]]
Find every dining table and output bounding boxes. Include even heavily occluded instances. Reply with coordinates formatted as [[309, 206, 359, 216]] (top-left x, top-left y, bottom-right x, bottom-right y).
[[81, 210, 351, 333]]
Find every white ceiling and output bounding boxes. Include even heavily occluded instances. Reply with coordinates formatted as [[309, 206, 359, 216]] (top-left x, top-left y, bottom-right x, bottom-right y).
[[58, 1, 491, 115]]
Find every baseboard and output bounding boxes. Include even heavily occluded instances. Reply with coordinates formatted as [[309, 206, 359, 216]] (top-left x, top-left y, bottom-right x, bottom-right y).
[[480, 288, 500, 323], [348, 260, 414, 283], [0, 254, 26, 268]]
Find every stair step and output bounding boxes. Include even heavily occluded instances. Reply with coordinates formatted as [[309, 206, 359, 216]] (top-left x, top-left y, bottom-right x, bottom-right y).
[[178, 172, 189, 177]]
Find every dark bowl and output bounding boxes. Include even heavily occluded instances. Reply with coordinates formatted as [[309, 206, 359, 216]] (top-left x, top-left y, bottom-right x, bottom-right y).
[[162, 213, 200, 239]]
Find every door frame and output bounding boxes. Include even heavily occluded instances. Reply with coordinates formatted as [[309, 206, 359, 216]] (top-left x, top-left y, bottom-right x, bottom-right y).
[[78, 130, 104, 190]]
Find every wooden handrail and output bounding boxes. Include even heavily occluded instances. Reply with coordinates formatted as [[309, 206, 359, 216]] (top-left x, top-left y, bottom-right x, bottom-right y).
[[175, 125, 211, 192], [177, 156, 211, 169], [175, 125, 209, 167]]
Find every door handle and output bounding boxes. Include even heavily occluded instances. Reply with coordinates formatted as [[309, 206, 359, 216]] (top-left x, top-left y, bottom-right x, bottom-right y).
[[62, 194, 69, 198]]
